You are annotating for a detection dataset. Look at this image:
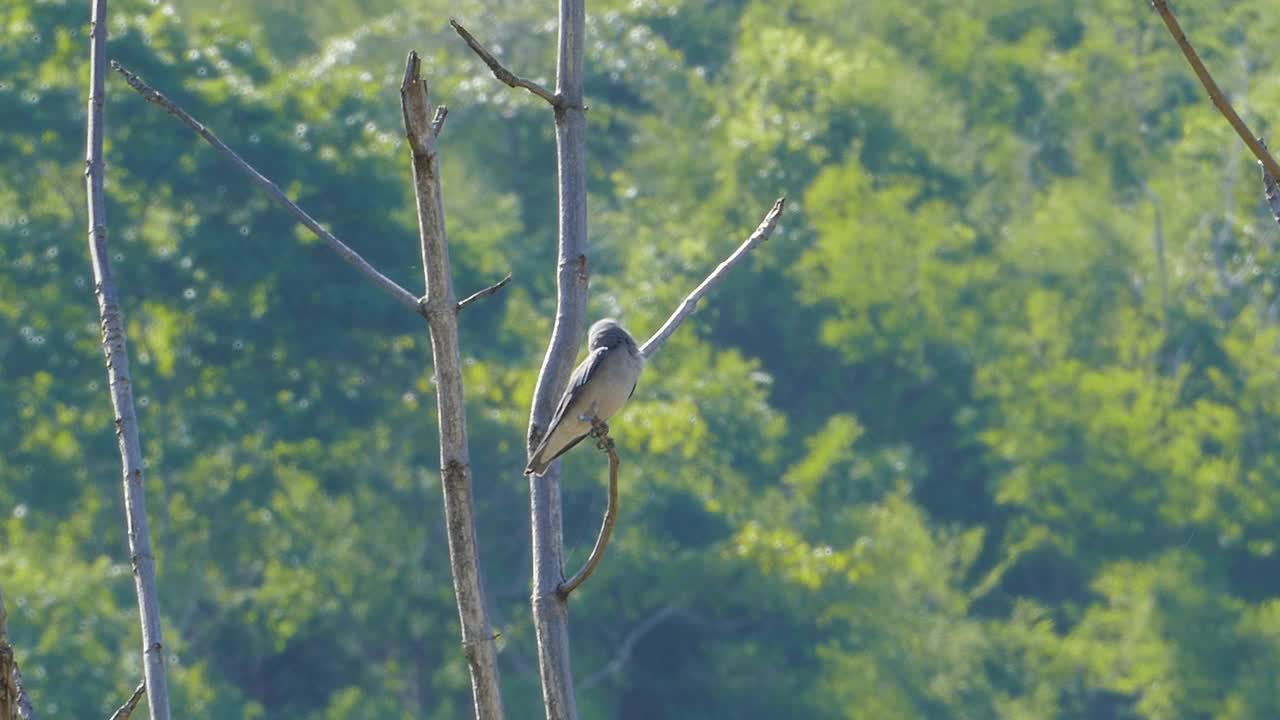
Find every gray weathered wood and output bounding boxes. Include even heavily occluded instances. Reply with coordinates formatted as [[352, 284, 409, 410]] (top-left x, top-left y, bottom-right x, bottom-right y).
[[84, 3, 173, 719], [524, 1, 590, 717], [400, 51, 505, 720]]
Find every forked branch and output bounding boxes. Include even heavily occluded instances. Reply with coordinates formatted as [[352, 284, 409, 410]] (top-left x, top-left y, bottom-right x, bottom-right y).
[[639, 197, 786, 359], [558, 418, 620, 598], [1149, 0, 1280, 183], [110, 62, 424, 315]]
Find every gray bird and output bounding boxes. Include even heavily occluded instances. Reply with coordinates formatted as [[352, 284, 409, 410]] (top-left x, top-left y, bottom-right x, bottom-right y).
[[526, 318, 644, 476]]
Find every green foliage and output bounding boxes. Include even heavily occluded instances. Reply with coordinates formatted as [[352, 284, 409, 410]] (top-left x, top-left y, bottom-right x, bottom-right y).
[[5, 0, 1280, 717]]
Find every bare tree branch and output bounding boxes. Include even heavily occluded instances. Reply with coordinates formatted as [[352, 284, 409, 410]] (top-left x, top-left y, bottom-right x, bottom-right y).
[[400, 50, 505, 720], [1149, 0, 1280, 182], [558, 419, 619, 598], [639, 197, 787, 359], [457, 273, 513, 312], [578, 604, 680, 692], [450, 19, 561, 108], [110, 62, 424, 316], [1, 586, 36, 720], [107, 683, 146, 720], [87, 7, 172, 720], [521, 1, 592, 717]]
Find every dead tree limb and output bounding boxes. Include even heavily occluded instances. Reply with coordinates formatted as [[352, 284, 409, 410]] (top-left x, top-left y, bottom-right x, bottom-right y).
[[639, 198, 786, 359], [400, 51, 505, 720], [85, 5, 172, 720], [450, 20, 560, 108], [451, 4, 593, 719], [106, 683, 146, 720], [558, 419, 619, 598], [458, 4, 785, 716], [110, 62, 424, 315], [512, 1, 592, 716], [1149, 0, 1280, 182]]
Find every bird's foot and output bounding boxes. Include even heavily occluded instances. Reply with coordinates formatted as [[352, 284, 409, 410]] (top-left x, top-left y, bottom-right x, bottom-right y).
[[588, 417, 614, 451]]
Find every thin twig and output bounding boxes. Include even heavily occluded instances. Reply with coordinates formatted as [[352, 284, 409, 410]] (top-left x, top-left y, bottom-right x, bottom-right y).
[[449, 19, 561, 107], [558, 418, 620, 598], [400, 50, 505, 720], [578, 604, 680, 691], [88, 11, 172, 720], [457, 272, 513, 311], [110, 61, 424, 316], [1149, 0, 1280, 182], [1141, 182, 1171, 332], [432, 106, 449, 137], [107, 683, 147, 720], [639, 197, 786, 359]]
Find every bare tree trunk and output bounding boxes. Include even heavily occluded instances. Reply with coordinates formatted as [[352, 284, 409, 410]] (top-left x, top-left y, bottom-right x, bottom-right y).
[[84, 2, 172, 718], [524, 0, 589, 717], [400, 54, 505, 720]]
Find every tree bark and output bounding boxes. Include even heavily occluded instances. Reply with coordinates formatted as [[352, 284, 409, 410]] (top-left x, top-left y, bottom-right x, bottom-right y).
[[400, 52, 505, 720], [84, 3, 173, 719]]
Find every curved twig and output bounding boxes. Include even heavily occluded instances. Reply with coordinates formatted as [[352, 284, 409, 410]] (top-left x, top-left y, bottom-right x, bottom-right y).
[[1149, 0, 1280, 182], [639, 197, 786, 360], [110, 61, 423, 316], [558, 418, 619, 598], [450, 19, 561, 108]]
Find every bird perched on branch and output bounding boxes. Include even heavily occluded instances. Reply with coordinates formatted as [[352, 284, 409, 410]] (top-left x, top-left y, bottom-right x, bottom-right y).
[[526, 318, 644, 476]]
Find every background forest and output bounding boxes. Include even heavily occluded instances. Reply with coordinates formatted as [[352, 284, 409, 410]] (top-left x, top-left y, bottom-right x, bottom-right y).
[[5, 0, 1280, 717]]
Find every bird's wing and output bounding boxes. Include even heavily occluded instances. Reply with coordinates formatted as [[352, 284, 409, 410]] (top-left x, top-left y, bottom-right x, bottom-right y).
[[549, 346, 608, 430], [529, 347, 609, 466]]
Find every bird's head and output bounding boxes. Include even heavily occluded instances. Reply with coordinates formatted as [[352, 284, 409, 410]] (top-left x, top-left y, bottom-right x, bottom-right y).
[[588, 318, 637, 351]]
